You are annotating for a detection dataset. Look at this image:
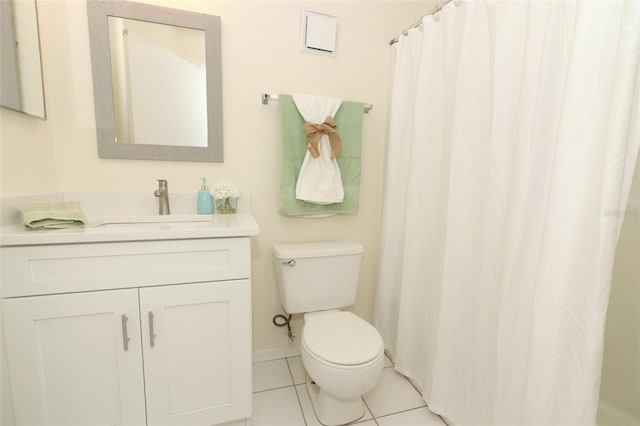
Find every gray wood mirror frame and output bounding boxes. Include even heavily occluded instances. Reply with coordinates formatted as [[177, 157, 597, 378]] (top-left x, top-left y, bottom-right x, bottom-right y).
[[87, 0, 223, 162]]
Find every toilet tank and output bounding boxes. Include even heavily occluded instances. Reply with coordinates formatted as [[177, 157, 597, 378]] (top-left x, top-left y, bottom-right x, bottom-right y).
[[273, 241, 364, 314]]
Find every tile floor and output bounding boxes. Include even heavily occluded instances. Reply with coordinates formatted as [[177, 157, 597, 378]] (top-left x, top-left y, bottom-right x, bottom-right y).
[[226, 353, 447, 426]]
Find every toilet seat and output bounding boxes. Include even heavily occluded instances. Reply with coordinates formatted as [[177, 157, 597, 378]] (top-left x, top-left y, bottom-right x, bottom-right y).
[[302, 311, 383, 366]]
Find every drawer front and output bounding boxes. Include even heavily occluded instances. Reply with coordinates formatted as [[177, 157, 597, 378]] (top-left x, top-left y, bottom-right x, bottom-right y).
[[1, 238, 251, 298]]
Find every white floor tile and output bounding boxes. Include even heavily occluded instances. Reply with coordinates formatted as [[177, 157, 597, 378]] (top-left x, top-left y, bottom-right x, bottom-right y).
[[287, 356, 307, 385], [363, 368, 426, 418], [295, 383, 322, 426], [253, 359, 293, 392], [248, 387, 305, 426], [377, 406, 446, 426], [295, 383, 373, 426], [353, 421, 377, 426]]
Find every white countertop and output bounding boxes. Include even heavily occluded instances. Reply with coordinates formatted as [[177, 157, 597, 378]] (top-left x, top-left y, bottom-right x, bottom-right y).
[[0, 192, 260, 246], [0, 214, 260, 246]]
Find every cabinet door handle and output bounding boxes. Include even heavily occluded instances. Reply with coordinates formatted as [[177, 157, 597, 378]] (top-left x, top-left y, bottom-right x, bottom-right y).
[[148, 311, 156, 348], [121, 314, 130, 351]]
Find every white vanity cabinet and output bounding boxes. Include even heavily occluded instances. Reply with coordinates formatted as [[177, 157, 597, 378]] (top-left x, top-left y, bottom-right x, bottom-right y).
[[140, 279, 251, 426], [3, 289, 148, 426], [1, 236, 253, 426]]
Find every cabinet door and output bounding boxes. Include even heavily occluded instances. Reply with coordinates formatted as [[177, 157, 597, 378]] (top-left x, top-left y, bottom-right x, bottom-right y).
[[140, 280, 252, 426], [2, 289, 147, 426]]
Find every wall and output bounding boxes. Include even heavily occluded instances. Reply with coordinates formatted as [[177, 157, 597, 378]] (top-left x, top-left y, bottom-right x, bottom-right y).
[[598, 155, 640, 424], [0, 0, 431, 352]]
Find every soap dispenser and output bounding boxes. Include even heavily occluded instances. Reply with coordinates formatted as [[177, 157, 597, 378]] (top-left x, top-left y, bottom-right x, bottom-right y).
[[197, 178, 214, 214]]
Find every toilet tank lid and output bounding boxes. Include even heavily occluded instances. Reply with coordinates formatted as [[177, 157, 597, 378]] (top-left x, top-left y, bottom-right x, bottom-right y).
[[273, 240, 364, 259]]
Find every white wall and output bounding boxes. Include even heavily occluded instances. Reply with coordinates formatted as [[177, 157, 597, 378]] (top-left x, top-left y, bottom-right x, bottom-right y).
[[0, 0, 432, 352], [598, 155, 640, 424]]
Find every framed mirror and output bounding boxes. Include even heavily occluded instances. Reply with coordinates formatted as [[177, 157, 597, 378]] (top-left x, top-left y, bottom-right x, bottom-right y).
[[87, 0, 223, 162], [0, 0, 46, 119]]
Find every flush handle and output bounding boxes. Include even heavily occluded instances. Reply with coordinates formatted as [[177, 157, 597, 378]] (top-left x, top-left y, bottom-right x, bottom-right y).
[[282, 259, 296, 267]]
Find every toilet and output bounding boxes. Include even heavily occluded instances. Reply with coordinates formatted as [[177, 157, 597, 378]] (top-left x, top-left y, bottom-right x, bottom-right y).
[[273, 241, 384, 426]]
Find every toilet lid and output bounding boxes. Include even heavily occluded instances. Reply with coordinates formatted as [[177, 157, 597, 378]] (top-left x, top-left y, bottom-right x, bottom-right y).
[[303, 311, 383, 366]]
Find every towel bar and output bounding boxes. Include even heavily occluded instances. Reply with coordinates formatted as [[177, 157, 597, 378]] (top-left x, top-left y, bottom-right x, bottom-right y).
[[261, 93, 372, 113]]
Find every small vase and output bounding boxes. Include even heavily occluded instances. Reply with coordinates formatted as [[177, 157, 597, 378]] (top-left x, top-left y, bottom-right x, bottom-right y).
[[215, 197, 237, 214]]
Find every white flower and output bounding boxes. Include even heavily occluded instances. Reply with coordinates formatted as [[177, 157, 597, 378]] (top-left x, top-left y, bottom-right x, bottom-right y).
[[212, 181, 240, 200]]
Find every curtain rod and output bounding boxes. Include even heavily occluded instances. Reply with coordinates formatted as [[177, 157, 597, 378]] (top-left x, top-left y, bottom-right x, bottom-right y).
[[389, 0, 456, 46], [261, 93, 373, 114]]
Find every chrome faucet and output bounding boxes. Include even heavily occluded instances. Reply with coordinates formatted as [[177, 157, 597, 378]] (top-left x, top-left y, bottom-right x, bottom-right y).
[[154, 179, 170, 215]]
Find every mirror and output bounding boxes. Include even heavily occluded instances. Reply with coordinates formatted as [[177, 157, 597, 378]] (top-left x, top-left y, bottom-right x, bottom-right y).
[[0, 0, 46, 119], [108, 17, 207, 147], [87, 0, 223, 162]]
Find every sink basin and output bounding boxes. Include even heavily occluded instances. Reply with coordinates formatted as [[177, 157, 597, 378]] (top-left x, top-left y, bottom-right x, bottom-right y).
[[95, 221, 214, 230], [91, 215, 214, 230]]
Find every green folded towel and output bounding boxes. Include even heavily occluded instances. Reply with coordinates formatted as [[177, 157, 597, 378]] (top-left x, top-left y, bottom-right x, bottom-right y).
[[279, 94, 363, 216], [21, 201, 87, 229]]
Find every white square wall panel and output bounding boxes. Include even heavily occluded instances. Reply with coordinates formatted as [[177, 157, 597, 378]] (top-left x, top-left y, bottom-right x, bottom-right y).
[[302, 11, 339, 54]]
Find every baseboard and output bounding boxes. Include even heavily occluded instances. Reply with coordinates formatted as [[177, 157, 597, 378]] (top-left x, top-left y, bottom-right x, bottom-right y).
[[597, 398, 640, 426], [252, 346, 301, 363]]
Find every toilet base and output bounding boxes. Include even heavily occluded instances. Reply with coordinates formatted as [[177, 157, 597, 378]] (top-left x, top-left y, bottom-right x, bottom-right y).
[[306, 375, 365, 426]]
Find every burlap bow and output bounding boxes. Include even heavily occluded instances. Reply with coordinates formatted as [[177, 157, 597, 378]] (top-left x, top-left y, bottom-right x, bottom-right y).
[[303, 116, 342, 160]]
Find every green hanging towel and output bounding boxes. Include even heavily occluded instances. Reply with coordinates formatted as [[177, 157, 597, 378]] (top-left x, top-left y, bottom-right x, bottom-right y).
[[278, 94, 364, 216]]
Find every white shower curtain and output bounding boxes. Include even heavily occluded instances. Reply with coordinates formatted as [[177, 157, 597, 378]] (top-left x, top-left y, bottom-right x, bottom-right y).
[[375, 1, 640, 425]]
